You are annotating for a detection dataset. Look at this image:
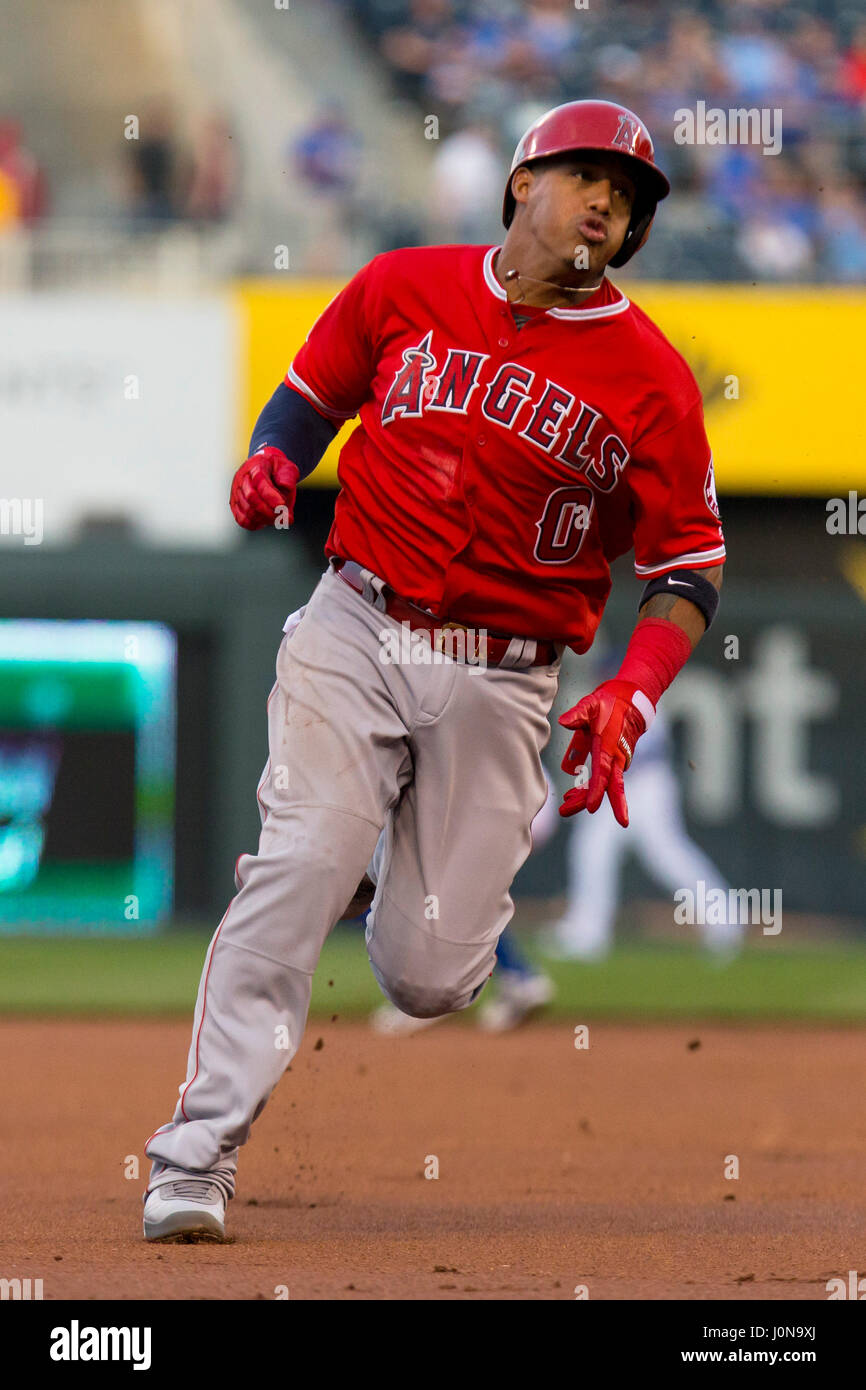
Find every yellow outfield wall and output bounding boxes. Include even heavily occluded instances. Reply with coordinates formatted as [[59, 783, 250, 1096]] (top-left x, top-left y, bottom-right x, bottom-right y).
[[234, 278, 866, 495]]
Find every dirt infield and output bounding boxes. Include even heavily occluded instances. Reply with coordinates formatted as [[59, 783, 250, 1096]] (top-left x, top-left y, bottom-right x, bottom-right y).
[[2, 1018, 864, 1300]]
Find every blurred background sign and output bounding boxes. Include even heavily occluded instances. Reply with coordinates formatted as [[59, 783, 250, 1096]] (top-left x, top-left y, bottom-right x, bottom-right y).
[[0, 296, 235, 546], [0, 620, 176, 932], [622, 286, 866, 495], [235, 282, 866, 492]]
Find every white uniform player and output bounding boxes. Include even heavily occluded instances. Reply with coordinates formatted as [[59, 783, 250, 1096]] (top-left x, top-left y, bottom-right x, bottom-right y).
[[550, 708, 743, 959]]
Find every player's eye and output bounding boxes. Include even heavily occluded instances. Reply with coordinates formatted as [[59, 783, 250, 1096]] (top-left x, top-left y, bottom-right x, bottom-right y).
[[574, 169, 631, 205]]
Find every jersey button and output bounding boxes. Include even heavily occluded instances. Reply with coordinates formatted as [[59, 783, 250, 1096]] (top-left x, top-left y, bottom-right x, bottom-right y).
[[498, 336, 509, 348], [476, 433, 487, 446]]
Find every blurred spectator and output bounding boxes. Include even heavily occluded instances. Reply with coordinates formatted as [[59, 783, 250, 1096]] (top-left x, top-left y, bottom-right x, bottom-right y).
[[0, 121, 47, 227], [292, 102, 363, 273], [791, 14, 849, 106], [736, 214, 814, 280], [734, 158, 817, 280], [428, 121, 501, 242], [702, 145, 766, 223], [523, 0, 581, 71], [380, 0, 460, 103], [840, 21, 866, 104], [184, 114, 238, 224], [717, 11, 795, 102], [293, 101, 360, 195], [127, 107, 180, 223], [646, 12, 731, 106], [798, 136, 846, 187], [817, 181, 866, 281], [752, 157, 816, 239]]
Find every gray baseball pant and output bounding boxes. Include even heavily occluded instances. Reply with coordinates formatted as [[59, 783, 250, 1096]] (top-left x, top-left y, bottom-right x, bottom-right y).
[[145, 563, 560, 1197]]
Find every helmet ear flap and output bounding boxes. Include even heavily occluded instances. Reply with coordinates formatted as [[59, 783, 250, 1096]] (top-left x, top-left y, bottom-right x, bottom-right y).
[[608, 208, 655, 268]]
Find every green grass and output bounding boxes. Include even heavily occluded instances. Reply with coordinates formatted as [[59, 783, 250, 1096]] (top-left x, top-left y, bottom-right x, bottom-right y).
[[2, 927, 866, 1022]]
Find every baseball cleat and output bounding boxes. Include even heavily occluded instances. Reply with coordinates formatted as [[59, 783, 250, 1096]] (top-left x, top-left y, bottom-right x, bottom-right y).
[[339, 873, 376, 920], [700, 919, 745, 962], [142, 1179, 227, 1243], [477, 970, 554, 1032], [541, 924, 610, 962]]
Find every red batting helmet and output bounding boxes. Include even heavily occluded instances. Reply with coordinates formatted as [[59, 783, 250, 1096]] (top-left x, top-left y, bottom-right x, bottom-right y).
[[502, 100, 670, 268]]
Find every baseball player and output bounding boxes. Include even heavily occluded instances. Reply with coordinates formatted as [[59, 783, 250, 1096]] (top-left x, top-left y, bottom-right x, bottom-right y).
[[549, 692, 744, 960], [142, 100, 725, 1242]]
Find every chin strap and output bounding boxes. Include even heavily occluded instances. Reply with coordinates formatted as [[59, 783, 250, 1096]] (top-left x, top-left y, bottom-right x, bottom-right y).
[[502, 267, 604, 301]]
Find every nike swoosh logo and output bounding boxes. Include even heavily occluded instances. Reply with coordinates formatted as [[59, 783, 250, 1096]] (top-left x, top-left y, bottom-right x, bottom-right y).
[[666, 576, 695, 588]]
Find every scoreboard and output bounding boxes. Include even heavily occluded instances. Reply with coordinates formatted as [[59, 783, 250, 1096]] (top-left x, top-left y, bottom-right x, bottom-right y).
[[0, 620, 176, 932]]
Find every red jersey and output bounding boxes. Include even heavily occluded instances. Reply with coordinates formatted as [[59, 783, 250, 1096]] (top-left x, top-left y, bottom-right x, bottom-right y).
[[287, 244, 725, 653]]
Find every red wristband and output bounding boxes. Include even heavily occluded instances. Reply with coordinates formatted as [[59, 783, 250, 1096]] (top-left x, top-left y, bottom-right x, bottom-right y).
[[616, 617, 693, 709]]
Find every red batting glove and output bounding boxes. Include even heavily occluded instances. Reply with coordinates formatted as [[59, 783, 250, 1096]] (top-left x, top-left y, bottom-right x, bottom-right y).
[[230, 446, 300, 530], [558, 679, 654, 828]]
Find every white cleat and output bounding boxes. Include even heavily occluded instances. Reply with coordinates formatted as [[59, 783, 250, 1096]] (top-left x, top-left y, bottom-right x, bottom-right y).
[[370, 1003, 444, 1037], [541, 925, 611, 963], [142, 1179, 227, 1243], [701, 921, 746, 963], [477, 971, 554, 1032]]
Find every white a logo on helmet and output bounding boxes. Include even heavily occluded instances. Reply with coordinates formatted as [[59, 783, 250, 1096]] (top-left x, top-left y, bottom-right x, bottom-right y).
[[612, 114, 642, 152]]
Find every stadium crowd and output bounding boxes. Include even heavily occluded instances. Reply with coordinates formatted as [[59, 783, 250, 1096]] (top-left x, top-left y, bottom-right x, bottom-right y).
[[351, 0, 866, 281], [2, 1, 864, 283]]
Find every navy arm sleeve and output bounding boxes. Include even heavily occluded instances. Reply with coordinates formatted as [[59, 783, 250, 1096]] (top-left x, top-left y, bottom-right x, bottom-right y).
[[248, 382, 339, 481]]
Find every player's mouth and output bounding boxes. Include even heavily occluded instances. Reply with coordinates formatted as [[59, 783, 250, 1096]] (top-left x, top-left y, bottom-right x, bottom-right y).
[[576, 216, 607, 244]]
